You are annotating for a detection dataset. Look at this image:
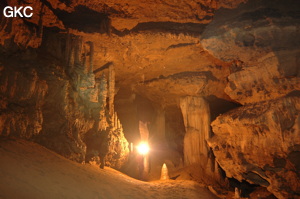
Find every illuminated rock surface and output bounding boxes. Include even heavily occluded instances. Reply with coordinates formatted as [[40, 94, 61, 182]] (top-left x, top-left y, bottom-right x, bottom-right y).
[[0, 138, 217, 199], [209, 96, 300, 199], [0, 0, 299, 198]]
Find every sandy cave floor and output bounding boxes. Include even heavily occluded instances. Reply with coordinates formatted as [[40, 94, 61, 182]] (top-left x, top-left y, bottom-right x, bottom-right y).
[[0, 138, 218, 199]]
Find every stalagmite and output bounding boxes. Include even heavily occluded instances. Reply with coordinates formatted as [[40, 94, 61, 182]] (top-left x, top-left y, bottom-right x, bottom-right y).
[[234, 187, 241, 199], [82, 44, 87, 72], [99, 74, 107, 106], [160, 163, 170, 180], [74, 36, 82, 67], [179, 96, 211, 166]]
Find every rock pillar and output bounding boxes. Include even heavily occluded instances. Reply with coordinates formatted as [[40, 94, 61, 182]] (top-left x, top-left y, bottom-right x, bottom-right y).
[[180, 96, 211, 166]]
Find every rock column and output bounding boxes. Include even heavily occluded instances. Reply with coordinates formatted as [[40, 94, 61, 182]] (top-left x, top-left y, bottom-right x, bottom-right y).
[[180, 96, 211, 166]]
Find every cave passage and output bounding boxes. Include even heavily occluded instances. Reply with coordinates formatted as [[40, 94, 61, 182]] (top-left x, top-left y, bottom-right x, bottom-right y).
[[0, 0, 299, 198]]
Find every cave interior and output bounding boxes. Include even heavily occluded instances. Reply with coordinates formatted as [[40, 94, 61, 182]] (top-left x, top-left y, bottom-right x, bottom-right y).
[[0, 0, 300, 198]]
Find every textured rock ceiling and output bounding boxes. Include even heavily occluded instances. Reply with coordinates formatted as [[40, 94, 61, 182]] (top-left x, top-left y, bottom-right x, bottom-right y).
[[28, 0, 246, 30], [2, 0, 249, 106]]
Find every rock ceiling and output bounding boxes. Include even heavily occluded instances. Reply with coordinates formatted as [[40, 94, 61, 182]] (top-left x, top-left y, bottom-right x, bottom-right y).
[[1, 0, 250, 106]]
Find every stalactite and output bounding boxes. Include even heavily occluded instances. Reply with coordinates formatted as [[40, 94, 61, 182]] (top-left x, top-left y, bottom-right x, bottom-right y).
[[82, 43, 87, 73], [108, 64, 115, 116], [98, 74, 108, 131], [94, 82, 100, 103], [89, 42, 94, 73], [74, 36, 82, 68], [65, 30, 71, 66], [37, 3, 45, 38], [69, 40, 75, 69], [99, 74, 107, 107], [56, 36, 63, 61], [117, 119, 121, 129], [214, 159, 223, 183], [114, 112, 118, 130]]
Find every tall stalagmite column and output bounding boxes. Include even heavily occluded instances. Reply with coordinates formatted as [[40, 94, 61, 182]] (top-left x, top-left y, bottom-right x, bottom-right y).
[[180, 96, 211, 166]]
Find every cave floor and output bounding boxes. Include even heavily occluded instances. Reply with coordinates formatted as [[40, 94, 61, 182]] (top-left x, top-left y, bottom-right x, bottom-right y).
[[0, 138, 218, 199]]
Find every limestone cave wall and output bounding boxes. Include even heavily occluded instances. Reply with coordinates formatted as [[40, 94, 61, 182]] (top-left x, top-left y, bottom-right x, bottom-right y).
[[0, 0, 299, 198]]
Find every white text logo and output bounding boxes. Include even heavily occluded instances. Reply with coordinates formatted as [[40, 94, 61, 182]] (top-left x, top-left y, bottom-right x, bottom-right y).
[[3, 6, 33, 18]]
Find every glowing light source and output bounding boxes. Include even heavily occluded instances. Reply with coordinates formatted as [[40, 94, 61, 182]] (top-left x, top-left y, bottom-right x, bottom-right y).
[[137, 142, 149, 155]]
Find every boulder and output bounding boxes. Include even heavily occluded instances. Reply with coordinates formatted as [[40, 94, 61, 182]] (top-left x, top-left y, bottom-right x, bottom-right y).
[[209, 96, 300, 198]]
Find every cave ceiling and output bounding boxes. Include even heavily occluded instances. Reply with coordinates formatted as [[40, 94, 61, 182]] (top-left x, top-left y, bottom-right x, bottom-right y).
[[1, 0, 252, 107], [3, 0, 299, 107]]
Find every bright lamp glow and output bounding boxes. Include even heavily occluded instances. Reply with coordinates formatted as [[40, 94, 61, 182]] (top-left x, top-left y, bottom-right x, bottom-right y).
[[137, 142, 149, 155]]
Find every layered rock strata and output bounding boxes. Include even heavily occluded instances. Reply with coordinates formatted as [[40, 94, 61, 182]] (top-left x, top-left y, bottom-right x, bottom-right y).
[[209, 96, 300, 198]]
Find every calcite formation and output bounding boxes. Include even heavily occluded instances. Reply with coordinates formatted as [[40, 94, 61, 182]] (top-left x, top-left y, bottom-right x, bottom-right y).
[[180, 96, 211, 166], [0, 67, 47, 138], [0, 0, 299, 197], [0, 28, 129, 166], [179, 96, 223, 185]]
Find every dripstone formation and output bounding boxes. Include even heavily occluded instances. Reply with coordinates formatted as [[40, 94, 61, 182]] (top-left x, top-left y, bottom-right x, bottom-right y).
[[0, 0, 299, 198]]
